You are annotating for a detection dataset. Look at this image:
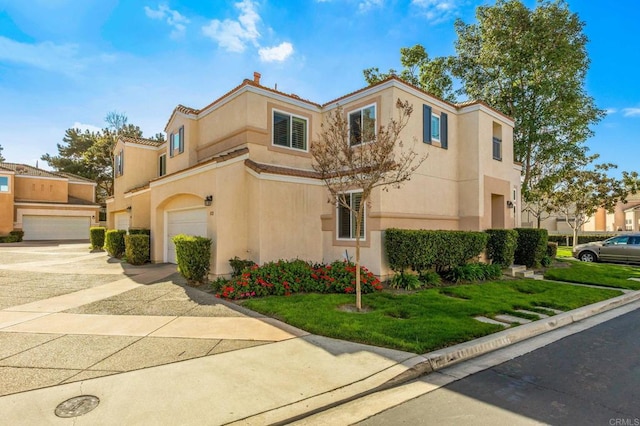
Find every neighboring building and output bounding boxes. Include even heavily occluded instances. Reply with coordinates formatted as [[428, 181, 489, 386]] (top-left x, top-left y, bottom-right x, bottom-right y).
[[586, 194, 640, 232], [106, 73, 521, 276], [0, 163, 99, 240]]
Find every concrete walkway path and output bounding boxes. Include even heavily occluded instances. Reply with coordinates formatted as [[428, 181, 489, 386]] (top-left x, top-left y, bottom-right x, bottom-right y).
[[0, 243, 422, 425]]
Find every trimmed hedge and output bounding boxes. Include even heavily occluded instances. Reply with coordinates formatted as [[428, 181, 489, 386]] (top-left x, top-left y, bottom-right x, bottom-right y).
[[385, 229, 489, 272], [105, 229, 126, 258], [125, 234, 150, 265], [90, 227, 106, 249], [546, 241, 558, 259], [0, 230, 25, 243], [173, 234, 212, 285], [128, 228, 151, 236], [514, 228, 548, 268], [485, 229, 518, 267], [548, 233, 617, 246]]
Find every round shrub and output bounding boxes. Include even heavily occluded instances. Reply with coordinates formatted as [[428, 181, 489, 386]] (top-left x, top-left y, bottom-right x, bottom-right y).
[[172, 234, 212, 285], [104, 230, 126, 258], [125, 234, 150, 265]]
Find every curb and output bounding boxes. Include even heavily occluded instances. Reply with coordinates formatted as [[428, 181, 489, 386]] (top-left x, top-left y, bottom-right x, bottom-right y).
[[271, 288, 640, 425], [392, 288, 640, 378]]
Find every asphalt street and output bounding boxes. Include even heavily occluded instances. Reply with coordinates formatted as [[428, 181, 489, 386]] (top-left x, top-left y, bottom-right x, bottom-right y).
[[358, 306, 640, 426]]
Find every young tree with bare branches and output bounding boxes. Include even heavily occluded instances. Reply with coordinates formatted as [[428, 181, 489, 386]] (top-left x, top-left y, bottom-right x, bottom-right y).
[[311, 99, 426, 311]]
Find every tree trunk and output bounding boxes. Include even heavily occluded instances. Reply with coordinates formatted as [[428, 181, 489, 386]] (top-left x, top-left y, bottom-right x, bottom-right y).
[[355, 216, 362, 312]]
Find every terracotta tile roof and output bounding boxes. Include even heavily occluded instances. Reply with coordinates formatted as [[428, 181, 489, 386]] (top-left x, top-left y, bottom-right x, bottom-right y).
[[125, 184, 150, 195], [151, 147, 250, 183], [244, 159, 322, 179], [56, 171, 96, 184], [0, 162, 64, 178], [119, 136, 165, 147]]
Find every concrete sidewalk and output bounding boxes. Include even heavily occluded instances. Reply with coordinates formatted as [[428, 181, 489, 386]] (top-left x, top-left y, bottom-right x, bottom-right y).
[[1, 243, 639, 425]]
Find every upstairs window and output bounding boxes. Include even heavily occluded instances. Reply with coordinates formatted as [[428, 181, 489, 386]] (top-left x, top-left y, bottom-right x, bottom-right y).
[[349, 104, 376, 146], [337, 191, 365, 240], [273, 111, 308, 151], [423, 105, 448, 149], [0, 176, 8, 192], [493, 122, 502, 161], [158, 154, 166, 177], [170, 126, 184, 157], [115, 149, 124, 177]]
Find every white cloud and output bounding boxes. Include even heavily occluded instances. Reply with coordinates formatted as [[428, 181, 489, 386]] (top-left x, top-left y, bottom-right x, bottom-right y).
[[623, 108, 640, 117], [202, 0, 261, 52], [145, 4, 190, 39], [605, 108, 617, 115], [0, 36, 85, 75], [72, 122, 102, 133], [359, 0, 384, 13], [411, 0, 458, 23], [259, 42, 294, 62]]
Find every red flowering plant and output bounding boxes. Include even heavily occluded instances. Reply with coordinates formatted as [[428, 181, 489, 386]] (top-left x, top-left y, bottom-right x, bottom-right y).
[[214, 259, 382, 299]]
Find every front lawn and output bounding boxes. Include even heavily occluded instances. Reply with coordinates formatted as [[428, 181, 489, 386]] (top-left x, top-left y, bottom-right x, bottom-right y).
[[556, 246, 573, 258], [545, 260, 640, 290], [242, 280, 621, 353]]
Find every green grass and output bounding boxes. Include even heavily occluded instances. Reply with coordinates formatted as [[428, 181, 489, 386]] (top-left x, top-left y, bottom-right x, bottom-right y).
[[556, 246, 573, 258], [545, 260, 640, 290], [242, 280, 621, 353]]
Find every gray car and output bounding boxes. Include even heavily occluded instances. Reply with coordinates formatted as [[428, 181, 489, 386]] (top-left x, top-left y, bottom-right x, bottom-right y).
[[573, 233, 640, 263]]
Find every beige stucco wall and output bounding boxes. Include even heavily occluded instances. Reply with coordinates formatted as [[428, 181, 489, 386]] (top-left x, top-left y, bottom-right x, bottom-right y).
[[0, 172, 15, 234], [68, 182, 95, 203], [128, 190, 151, 230], [14, 176, 68, 203]]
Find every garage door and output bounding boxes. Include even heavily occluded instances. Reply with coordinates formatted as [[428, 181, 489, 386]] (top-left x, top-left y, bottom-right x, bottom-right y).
[[114, 212, 130, 231], [23, 216, 90, 241], [166, 208, 207, 264]]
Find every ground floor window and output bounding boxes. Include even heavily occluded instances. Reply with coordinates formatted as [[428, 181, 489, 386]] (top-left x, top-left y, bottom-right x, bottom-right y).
[[337, 191, 365, 240]]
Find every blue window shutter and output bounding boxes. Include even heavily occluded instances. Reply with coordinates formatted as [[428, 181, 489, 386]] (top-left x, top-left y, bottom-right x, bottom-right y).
[[179, 126, 184, 153], [441, 112, 448, 149], [423, 105, 432, 143]]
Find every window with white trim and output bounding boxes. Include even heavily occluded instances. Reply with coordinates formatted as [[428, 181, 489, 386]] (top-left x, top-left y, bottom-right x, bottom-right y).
[[0, 176, 8, 192], [115, 149, 124, 177], [431, 114, 440, 141], [273, 110, 308, 151], [337, 191, 365, 240], [169, 126, 184, 157], [349, 104, 376, 146], [158, 154, 166, 177]]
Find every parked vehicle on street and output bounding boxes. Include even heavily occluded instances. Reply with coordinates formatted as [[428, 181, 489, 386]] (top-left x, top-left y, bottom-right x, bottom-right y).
[[573, 233, 640, 263]]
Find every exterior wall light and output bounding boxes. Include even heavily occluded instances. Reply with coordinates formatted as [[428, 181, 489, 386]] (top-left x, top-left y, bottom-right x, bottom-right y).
[[126, 206, 132, 212], [507, 200, 516, 209], [204, 195, 213, 206]]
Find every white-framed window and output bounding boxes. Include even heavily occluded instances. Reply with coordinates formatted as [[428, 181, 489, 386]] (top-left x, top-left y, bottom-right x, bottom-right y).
[[349, 104, 376, 146], [158, 154, 166, 177], [170, 126, 184, 157], [115, 149, 124, 177], [273, 110, 308, 151], [337, 191, 365, 240], [431, 114, 440, 142], [0, 176, 9, 192]]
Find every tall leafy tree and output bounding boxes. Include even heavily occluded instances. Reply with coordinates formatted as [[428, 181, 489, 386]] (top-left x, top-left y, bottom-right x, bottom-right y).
[[0, 144, 5, 162], [452, 0, 604, 195], [42, 112, 164, 202], [547, 156, 639, 247], [363, 45, 456, 102], [311, 99, 426, 311]]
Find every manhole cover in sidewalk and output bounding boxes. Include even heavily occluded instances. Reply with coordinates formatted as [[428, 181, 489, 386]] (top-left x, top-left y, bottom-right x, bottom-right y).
[[55, 395, 100, 418]]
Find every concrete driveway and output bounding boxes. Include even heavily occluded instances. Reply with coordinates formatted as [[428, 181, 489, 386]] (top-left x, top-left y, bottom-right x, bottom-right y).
[[0, 242, 422, 425]]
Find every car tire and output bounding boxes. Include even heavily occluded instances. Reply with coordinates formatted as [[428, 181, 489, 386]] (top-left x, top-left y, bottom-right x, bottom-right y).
[[579, 251, 597, 262]]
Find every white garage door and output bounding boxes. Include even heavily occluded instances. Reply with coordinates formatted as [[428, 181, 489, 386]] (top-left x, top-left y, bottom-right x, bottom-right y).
[[114, 212, 130, 231], [166, 208, 207, 264], [23, 216, 90, 241]]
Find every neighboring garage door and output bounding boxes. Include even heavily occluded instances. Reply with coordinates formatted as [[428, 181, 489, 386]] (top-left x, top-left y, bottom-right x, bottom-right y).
[[166, 208, 207, 264], [23, 215, 90, 241], [114, 212, 130, 231]]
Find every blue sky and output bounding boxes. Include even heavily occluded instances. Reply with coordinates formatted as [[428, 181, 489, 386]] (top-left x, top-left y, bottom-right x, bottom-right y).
[[0, 0, 638, 178]]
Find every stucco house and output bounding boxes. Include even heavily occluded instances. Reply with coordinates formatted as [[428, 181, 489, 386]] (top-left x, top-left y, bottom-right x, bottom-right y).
[[106, 73, 521, 276], [0, 163, 99, 240]]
